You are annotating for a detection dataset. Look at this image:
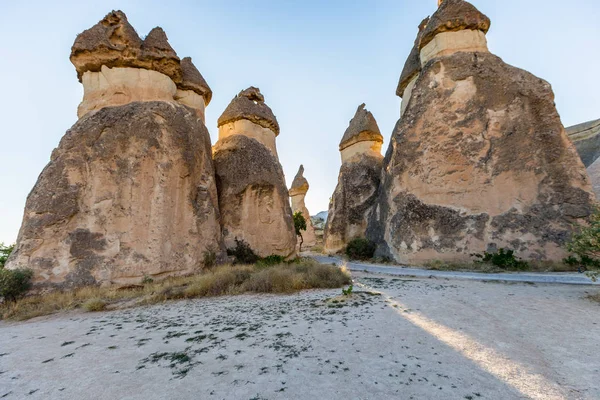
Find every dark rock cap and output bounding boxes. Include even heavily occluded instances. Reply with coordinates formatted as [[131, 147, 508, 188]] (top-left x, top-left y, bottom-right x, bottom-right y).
[[217, 87, 280, 135], [397, 17, 430, 97], [419, 0, 490, 50], [179, 57, 213, 105], [339, 104, 383, 151], [70, 10, 142, 81], [70, 10, 190, 85], [289, 165, 309, 196]]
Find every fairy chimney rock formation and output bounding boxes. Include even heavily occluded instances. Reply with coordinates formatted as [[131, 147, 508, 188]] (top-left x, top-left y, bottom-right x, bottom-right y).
[[71, 11, 211, 121], [368, 0, 595, 264], [214, 88, 296, 258], [397, 17, 429, 116], [289, 165, 317, 248], [324, 105, 384, 254], [6, 11, 223, 289]]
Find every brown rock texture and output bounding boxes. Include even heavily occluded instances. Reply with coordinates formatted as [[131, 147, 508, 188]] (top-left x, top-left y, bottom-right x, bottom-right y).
[[324, 105, 383, 254], [397, 17, 430, 97], [179, 57, 212, 105], [213, 136, 296, 258], [368, 5, 595, 263], [420, 0, 490, 50], [214, 88, 295, 258], [6, 102, 223, 288], [587, 157, 600, 199], [289, 165, 317, 248], [71, 11, 182, 83], [217, 87, 280, 136]]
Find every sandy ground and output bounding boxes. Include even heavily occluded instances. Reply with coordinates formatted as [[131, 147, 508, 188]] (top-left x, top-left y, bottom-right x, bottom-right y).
[[1, 272, 599, 400]]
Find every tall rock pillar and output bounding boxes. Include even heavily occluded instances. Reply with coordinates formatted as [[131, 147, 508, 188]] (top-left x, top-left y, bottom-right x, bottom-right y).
[[369, 0, 595, 264], [324, 104, 384, 254], [214, 87, 296, 258], [289, 165, 317, 249], [6, 11, 223, 288]]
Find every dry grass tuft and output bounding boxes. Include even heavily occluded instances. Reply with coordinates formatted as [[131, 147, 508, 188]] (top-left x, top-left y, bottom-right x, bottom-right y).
[[424, 260, 577, 273], [0, 259, 350, 321], [588, 293, 600, 303]]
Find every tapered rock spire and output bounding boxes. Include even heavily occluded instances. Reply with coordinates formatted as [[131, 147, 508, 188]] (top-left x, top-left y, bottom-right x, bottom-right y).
[[289, 166, 317, 249], [324, 105, 383, 254]]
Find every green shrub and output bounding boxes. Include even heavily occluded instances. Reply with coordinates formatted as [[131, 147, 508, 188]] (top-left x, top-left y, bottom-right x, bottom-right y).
[[565, 207, 600, 281], [473, 248, 529, 270], [227, 239, 259, 265], [345, 238, 376, 261], [0, 243, 15, 268], [82, 298, 107, 312], [257, 255, 286, 268], [0, 268, 33, 301], [141, 274, 154, 285], [203, 247, 217, 269]]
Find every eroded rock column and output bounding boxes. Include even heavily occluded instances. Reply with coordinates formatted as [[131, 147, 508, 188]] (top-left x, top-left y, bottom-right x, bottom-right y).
[[6, 11, 222, 288], [289, 165, 317, 249], [213, 87, 296, 258], [324, 104, 383, 254]]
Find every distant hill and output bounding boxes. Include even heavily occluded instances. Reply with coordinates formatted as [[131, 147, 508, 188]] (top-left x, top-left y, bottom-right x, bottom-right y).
[[311, 211, 328, 230]]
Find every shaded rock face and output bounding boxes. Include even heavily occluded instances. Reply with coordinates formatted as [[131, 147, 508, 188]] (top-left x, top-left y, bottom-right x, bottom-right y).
[[289, 166, 317, 248], [213, 135, 296, 257], [7, 102, 223, 288], [324, 156, 382, 254], [587, 157, 600, 199], [369, 50, 595, 263], [566, 118, 600, 167]]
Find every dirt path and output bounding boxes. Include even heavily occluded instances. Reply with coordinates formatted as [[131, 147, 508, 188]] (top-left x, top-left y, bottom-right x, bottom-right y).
[[1, 273, 599, 399]]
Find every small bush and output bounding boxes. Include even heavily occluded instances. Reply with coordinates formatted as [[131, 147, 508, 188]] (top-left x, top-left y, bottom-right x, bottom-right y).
[[0, 268, 34, 302], [82, 298, 107, 312], [141, 274, 154, 285], [257, 255, 286, 268], [227, 239, 259, 265], [0, 243, 15, 268], [565, 207, 600, 281], [203, 247, 217, 269], [345, 238, 376, 261], [473, 248, 529, 270]]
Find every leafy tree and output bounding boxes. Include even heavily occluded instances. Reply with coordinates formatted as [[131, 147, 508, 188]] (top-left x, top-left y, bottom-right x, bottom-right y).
[[0, 243, 15, 269], [566, 207, 600, 281], [293, 212, 307, 253]]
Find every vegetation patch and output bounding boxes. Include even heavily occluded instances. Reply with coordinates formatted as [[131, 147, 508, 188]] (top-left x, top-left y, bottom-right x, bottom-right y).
[[0, 259, 350, 321], [345, 238, 376, 261], [564, 207, 600, 281]]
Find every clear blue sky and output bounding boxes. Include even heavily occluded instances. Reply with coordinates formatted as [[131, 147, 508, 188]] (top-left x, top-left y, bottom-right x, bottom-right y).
[[1, 0, 599, 244]]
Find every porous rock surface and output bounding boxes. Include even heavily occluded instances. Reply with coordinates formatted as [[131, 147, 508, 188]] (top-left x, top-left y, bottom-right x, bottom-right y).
[[325, 105, 383, 254], [213, 135, 296, 258], [368, 2, 595, 263], [289, 165, 317, 248], [7, 102, 223, 288], [217, 87, 280, 136]]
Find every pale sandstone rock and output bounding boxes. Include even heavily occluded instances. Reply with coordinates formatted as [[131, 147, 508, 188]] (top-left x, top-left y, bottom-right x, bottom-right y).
[[174, 89, 206, 123], [324, 105, 383, 254], [420, 29, 488, 65], [6, 102, 223, 288], [78, 66, 177, 118], [367, 1, 595, 264], [566, 118, 600, 167], [214, 88, 296, 258], [289, 165, 317, 248], [218, 120, 277, 157]]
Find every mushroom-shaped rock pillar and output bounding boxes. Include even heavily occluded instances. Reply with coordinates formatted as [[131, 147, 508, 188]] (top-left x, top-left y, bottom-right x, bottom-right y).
[[289, 165, 317, 249], [324, 104, 384, 254], [6, 10, 223, 289], [367, 0, 595, 264], [214, 87, 296, 258]]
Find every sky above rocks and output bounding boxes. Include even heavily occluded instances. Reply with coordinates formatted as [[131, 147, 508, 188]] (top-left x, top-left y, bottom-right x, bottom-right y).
[[0, 0, 599, 244]]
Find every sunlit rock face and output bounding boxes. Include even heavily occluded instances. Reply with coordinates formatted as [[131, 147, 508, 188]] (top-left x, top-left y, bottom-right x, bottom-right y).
[[368, 0, 595, 264], [214, 87, 296, 258], [6, 11, 222, 289], [324, 104, 383, 254], [289, 165, 317, 249]]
